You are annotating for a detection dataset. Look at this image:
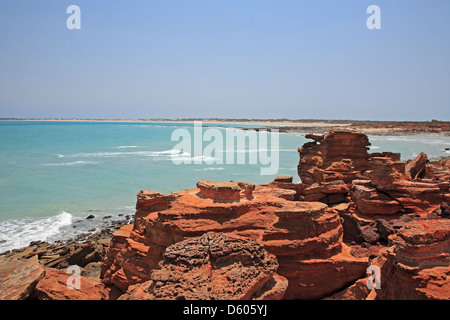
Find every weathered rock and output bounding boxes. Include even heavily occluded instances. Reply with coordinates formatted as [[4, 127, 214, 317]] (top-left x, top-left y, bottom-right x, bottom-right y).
[[197, 180, 255, 201], [425, 159, 450, 182], [119, 233, 287, 300], [0, 255, 45, 300], [100, 224, 133, 279], [353, 155, 446, 215], [406, 152, 429, 180], [341, 213, 380, 245], [81, 262, 103, 279], [375, 219, 395, 241], [298, 130, 371, 184], [301, 180, 349, 205], [102, 180, 368, 299], [324, 277, 372, 300], [352, 182, 402, 216], [273, 176, 293, 183], [34, 268, 119, 300], [374, 219, 450, 300]]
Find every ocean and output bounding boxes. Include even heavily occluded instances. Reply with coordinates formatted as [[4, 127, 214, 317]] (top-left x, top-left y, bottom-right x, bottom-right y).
[[0, 121, 449, 252]]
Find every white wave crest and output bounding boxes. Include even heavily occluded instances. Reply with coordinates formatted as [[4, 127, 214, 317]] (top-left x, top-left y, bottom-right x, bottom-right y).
[[116, 146, 141, 149], [195, 167, 225, 171], [42, 161, 98, 166], [68, 149, 182, 158], [0, 211, 73, 252]]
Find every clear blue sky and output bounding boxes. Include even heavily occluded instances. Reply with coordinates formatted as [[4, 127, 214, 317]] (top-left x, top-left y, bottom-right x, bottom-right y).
[[0, 0, 449, 121]]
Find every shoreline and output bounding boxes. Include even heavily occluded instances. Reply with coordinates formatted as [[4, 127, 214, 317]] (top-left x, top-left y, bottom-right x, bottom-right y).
[[2, 118, 449, 136]]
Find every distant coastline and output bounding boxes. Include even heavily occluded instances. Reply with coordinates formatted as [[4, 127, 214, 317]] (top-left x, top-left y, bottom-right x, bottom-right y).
[[2, 118, 450, 136]]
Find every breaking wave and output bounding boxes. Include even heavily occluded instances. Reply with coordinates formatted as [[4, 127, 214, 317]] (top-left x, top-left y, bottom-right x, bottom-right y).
[[0, 211, 73, 253]]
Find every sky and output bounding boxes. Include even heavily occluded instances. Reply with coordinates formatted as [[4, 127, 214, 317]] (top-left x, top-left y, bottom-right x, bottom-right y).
[[0, 0, 449, 121]]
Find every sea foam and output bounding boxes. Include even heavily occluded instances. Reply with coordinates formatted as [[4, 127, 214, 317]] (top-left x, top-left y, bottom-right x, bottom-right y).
[[0, 211, 73, 253]]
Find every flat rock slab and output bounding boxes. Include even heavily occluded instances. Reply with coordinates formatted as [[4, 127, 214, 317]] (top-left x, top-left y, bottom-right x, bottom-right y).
[[0, 255, 45, 300]]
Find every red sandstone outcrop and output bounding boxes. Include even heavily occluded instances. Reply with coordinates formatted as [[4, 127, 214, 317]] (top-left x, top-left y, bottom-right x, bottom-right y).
[[101, 180, 368, 299], [373, 219, 450, 300], [297, 130, 371, 184], [119, 232, 288, 300], [353, 155, 447, 216]]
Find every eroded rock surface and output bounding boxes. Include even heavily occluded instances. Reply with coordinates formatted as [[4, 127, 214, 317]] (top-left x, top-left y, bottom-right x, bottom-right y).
[[374, 219, 450, 300], [101, 180, 367, 299], [119, 233, 288, 300]]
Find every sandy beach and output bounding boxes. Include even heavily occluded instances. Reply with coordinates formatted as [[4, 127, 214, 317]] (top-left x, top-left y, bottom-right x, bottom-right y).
[[5, 118, 450, 136]]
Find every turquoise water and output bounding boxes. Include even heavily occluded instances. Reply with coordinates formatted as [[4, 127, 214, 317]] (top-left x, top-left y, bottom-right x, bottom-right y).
[[0, 121, 449, 251]]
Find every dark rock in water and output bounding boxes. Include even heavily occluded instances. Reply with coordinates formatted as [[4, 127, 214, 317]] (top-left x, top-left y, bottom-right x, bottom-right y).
[[88, 228, 96, 232], [0, 240, 7, 245], [103, 215, 112, 219], [86, 214, 95, 219]]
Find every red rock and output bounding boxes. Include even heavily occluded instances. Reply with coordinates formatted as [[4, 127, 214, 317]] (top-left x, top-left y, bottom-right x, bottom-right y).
[[273, 176, 293, 183], [100, 224, 133, 279], [425, 159, 450, 181], [324, 277, 372, 300], [0, 255, 45, 300], [277, 244, 367, 299], [301, 180, 349, 205], [373, 219, 450, 300], [298, 130, 371, 184], [353, 155, 446, 215], [101, 180, 368, 299], [34, 268, 119, 300], [406, 152, 429, 180], [197, 180, 255, 201], [352, 184, 402, 215], [119, 233, 287, 300]]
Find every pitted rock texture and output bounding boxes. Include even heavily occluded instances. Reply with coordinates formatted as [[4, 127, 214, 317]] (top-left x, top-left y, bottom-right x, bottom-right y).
[[119, 233, 288, 300], [101, 181, 367, 299]]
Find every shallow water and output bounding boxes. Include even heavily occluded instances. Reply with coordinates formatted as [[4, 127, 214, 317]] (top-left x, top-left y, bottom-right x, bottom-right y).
[[0, 121, 449, 252]]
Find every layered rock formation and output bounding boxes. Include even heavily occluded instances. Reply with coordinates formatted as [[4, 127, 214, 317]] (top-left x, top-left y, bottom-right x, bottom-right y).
[[0, 255, 44, 300], [297, 130, 371, 184], [101, 179, 368, 299], [374, 219, 450, 300], [119, 232, 288, 300], [352, 154, 447, 216]]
